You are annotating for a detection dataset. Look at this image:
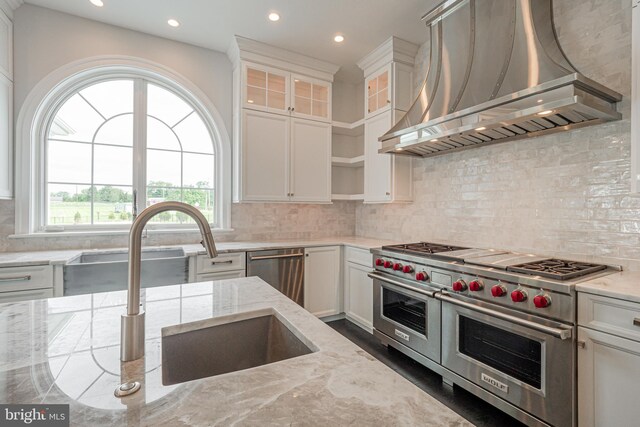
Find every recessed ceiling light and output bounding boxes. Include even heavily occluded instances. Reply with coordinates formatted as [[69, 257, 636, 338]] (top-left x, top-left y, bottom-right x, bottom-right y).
[[247, 99, 254, 104], [430, 139, 438, 142], [90, 0, 104, 7], [167, 19, 180, 27], [268, 12, 280, 22], [475, 126, 486, 131], [538, 110, 553, 116], [334, 34, 345, 43], [395, 147, 403, 151], [537, 99, 544, 103]]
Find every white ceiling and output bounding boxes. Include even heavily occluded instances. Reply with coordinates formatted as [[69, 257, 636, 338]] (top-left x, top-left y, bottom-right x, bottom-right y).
[[23, 0, 435, 82]]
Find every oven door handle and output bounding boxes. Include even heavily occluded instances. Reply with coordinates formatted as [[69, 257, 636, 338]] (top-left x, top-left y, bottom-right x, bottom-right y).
[[368, 272, 436, 299], [437, 292, 573, 340]]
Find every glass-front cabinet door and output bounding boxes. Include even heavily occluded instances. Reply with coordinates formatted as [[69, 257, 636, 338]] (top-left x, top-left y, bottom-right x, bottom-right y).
[[243, 63, 289, 115], [291, 75, 331, 122], [366, 65, 391, 118]]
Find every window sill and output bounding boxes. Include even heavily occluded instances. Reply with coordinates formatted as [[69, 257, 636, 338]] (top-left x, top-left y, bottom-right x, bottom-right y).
[[9, 228, 235, 239]]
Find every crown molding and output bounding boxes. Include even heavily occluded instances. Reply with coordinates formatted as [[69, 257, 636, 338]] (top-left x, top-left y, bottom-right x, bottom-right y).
[[227, 35, 340, 82], [0, 0, 22, 19], [357, 36, 420, 77]]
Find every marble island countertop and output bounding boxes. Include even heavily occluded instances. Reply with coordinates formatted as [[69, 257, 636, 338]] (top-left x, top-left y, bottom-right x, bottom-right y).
[[0, 236, 398, 268], [0, 277, 471, 426]]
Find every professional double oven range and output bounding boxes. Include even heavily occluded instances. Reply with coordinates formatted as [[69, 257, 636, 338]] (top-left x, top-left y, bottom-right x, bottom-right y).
[[369, 242, 618, 427]]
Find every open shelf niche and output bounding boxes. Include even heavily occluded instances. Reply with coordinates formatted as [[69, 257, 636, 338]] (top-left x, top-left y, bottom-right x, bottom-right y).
[[331, 120, 364, 200]]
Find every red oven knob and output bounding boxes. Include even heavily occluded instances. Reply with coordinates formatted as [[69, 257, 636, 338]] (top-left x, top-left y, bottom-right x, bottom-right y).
[[393, 263, 403, 271], [416, 271, 428, 281], [452, 280, 467, 292], [375, 258, 385, 266], [402, 265, 414, 274], [533, 294, 552, 308], [469, 279, 484, 292], [511, 289, 528, 303], [491, 284, 507, 297], [383, 261, 393, 269]]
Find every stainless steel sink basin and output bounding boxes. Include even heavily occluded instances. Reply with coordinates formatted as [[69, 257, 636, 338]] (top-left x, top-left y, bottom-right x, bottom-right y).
[[161, 310, 316, 385], [63, 248, 188, 296]]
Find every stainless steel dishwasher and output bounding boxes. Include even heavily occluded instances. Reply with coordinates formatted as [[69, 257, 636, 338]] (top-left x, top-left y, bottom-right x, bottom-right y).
[[246, 248, 304, 306]]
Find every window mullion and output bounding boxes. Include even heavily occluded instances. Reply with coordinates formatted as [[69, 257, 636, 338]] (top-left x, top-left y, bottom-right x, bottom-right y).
[[133, 79, 147, 217]]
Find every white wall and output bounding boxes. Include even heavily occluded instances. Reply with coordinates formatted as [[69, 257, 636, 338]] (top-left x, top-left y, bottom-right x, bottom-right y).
[[357, 0, 640, 270]]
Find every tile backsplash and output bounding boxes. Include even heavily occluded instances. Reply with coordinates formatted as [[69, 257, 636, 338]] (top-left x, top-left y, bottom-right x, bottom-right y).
[[357, 0, 640, 269], [0, 200, 356, 252]]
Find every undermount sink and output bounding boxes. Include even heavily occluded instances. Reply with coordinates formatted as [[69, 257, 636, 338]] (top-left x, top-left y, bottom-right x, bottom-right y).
[[161, 309, 316, 385], [63, 248, 188, 296]]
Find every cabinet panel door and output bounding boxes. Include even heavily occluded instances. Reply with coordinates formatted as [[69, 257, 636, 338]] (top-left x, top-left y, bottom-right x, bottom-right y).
[[243, 63, 290, 115], [242, 109, 289, 201], [290, 118, 331, 202], [304, 246, 340, 318], [364, 110, 392, 202], [344, 261, 373, 332], [365, 65, 391, 118], [578, 327, 640, 427], [0, 288, 53, 304], [0, 75, 11, 199], [291, 75, 331, 122]]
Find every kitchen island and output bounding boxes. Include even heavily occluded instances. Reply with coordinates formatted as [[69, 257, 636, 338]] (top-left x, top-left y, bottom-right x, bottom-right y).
[[0, 277, 471, 426]]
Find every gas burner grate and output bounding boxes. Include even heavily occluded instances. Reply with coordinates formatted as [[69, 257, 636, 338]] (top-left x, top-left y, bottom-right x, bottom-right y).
[[506, 259, 607, 280], [382, 242, 469, 256]]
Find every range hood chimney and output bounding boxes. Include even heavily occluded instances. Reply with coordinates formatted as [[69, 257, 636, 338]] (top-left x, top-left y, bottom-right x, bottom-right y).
[[381, 0, 622, 157]]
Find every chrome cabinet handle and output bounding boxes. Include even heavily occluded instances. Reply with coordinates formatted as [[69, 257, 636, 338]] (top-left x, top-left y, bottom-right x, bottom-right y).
[[0, 275, 32, 283], [210, 260, 233, 265], [634, 318, 640, 327], [368, 272, 436, 299], [437, 292, 573, 340], [249, 253, 304, 261]]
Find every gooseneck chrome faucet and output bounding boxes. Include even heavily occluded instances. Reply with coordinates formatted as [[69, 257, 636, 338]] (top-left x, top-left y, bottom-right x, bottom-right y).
[[120, 201, 218, 362]]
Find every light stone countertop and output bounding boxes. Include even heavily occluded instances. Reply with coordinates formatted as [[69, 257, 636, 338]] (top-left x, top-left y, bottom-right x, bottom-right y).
[[0, 277, 472, 427], [0, 236, 399, 268], [576, 271, 640, 303]]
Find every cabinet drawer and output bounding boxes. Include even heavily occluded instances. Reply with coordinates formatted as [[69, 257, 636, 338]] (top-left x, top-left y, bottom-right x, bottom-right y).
[[196, 252, 245, 274], [0, 265, 54, 293], [196, 270, 245, 282], [344, 246, 372, 267], [0, 288, 54, 304], [578, 293, 640, 342]]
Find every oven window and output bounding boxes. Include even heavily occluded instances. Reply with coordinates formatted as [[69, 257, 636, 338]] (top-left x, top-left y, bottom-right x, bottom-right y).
[[459, 317, 542, 389], [382, 287, 426, 335]]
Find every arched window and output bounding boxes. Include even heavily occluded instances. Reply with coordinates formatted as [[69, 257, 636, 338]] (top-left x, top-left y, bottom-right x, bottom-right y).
[[45, 78, 217, 228]]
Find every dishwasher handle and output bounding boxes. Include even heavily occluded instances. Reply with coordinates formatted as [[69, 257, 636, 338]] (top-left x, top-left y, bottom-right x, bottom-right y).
[[249, 253, 305, 261]]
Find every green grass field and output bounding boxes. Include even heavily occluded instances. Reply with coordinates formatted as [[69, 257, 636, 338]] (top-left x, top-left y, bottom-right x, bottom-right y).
[[49, 202, 214, 225]]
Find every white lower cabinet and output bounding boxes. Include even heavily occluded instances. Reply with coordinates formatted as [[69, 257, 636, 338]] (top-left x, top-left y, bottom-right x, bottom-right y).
[[0, 264, 54, 303], [577, 292, 640, 427], [577, 326, 640, 427], [343, 247, 373, 332], [190, 252, 246, 283], [0, 288, 53, 303], [196, 270, 245, 282], [304, 246, 340, 318]]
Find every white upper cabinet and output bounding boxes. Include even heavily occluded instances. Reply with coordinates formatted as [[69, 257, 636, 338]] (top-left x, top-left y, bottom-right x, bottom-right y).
[[290, 118, 331, 202], [0, 7, 11, 200], [292, 75, 331, 122], [366, 64, 390, 117], [358, 37, 418, 203], [632, 0, 640, 192], [243, 63, 290, 115], [229, 36, 339, 203]]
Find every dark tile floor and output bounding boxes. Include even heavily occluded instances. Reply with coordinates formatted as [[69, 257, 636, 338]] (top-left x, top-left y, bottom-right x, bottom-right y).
[[327, 319, 526, 427]]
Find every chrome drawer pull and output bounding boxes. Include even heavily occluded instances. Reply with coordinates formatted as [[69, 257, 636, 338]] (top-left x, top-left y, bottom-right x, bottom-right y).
[[249, 253, 304, 261], [0, 275, 32, 283], [210, 260, 234, 265], [437, 292, 573, 340], [634, 318, 640, 327], [368, 272, 436, 298]]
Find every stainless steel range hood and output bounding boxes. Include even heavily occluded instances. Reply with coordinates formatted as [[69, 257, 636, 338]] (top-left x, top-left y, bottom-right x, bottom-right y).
[[380, 0, 622, 157]]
